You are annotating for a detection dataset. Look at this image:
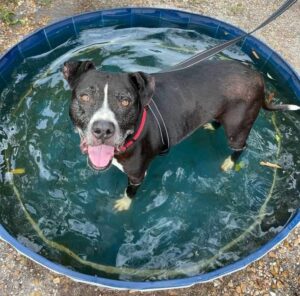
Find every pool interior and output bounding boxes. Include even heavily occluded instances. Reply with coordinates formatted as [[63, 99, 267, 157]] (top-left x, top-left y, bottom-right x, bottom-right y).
[[0, 26, 299, 281]]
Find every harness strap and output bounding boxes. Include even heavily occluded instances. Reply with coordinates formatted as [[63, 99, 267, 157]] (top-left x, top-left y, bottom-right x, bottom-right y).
[[148, 99, 170, 155]]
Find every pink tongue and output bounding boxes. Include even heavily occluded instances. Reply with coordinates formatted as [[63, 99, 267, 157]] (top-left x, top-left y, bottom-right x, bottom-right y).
[[87, 145, 115, 169]]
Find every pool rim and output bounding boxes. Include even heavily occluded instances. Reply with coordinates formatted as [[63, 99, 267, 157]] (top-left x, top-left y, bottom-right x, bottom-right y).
[[0, 6, 299, 291]]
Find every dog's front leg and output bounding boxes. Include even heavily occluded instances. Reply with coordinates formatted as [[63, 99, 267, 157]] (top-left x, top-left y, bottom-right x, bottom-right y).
[[113, 151, 154, 212], [113, 174, 145, 212]]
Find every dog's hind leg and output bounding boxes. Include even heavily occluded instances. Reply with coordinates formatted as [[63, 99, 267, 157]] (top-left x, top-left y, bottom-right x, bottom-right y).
[[219, 103, 261, 171], [221, 147, 245, 171]]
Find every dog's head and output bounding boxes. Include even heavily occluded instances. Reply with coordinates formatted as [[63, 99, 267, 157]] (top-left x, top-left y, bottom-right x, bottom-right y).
[[62, 60, 155, 171]]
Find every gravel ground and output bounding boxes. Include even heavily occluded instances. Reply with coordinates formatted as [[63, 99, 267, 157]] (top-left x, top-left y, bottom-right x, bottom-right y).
[[0, 0, 299, 295]]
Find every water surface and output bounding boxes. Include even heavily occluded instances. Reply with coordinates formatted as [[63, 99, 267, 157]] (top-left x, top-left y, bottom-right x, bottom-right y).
[[0, 27, 299, 281]]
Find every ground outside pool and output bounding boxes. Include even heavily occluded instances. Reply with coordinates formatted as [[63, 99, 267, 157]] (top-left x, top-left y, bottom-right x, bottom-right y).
[[0, 8, 299, 290]]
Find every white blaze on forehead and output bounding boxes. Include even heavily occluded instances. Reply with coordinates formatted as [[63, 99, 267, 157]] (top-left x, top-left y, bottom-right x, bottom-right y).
[[87, 83, 120, 142], [92, 83, 114, 121], [103, 83, 108, 109]]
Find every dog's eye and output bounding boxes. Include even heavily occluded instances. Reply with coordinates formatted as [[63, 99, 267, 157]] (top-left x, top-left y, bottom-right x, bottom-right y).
[[80, 94, 90, 102], [120, 98, 130, 107]]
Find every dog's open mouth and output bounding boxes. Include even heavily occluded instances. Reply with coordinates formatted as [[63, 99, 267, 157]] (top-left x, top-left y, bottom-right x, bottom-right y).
[[80, 139, 115, 171], [87, 145, 115, 170]]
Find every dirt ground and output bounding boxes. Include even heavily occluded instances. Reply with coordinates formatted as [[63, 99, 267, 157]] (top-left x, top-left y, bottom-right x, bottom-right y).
[[0, 0, 299, 295]]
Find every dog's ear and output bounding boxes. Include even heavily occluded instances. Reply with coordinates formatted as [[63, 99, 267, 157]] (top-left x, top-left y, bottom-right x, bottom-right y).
[[129, 72, 155, 107], [62, 60, 95, 88]]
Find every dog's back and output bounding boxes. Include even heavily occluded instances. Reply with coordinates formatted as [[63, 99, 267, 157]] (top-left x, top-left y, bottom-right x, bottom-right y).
[[153, 60, 265, 145]]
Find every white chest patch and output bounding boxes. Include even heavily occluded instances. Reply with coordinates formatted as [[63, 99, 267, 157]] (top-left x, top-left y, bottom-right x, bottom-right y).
[[112, 158, 125, 173]]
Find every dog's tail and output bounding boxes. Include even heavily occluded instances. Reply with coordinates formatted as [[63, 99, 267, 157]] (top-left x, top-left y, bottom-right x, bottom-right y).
[[262, 93, 300, 111], [263, 101, 300, 111]]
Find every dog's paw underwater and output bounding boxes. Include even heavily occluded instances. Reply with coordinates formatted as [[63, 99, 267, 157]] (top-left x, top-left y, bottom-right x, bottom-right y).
[[114, 194, 132, 212], [221, 156, 235, 172]]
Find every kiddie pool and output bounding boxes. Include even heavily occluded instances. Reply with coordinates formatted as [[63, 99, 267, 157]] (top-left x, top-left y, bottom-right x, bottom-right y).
[[0, 7, 299, 291]]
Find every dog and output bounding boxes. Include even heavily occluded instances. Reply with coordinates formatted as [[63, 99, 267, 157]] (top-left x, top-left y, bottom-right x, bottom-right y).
[[62, 59, 300, 211]]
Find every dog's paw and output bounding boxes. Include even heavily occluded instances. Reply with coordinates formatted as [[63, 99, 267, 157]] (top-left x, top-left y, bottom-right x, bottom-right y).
[[221, 156, 235, 172], [114, 194, 132, 212], [203, 123, 216, 131]]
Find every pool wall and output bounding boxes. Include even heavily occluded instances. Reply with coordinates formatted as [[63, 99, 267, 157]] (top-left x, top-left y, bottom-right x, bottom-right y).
[[0, 7, 300, 291]]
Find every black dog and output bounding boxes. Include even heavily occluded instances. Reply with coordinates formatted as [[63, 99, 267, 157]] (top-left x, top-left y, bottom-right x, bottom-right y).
[[62, 60, 299, 211]]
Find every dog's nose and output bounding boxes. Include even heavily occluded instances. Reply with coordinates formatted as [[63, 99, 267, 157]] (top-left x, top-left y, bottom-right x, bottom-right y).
[[92, 120, 115, 140]]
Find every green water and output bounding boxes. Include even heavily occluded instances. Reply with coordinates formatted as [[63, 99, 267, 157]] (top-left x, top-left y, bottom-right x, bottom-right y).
[[0, 27, 299, 281]]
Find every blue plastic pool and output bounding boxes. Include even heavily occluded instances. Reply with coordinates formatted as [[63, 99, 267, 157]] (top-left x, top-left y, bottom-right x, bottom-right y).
[[0, 7, 299, 290]]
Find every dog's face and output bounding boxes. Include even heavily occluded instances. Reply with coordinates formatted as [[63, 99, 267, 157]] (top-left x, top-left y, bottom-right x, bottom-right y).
[[62, 60, 155, 171]]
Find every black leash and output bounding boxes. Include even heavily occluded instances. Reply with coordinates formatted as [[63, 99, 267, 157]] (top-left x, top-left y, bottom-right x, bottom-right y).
[[161, 0, 297, 73]]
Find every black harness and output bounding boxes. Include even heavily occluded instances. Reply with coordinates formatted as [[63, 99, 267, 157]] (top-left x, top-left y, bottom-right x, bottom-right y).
[[148, 98, 170, 155]]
